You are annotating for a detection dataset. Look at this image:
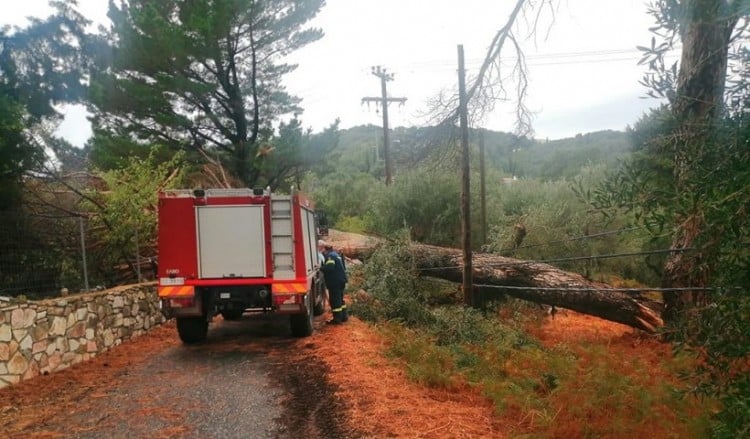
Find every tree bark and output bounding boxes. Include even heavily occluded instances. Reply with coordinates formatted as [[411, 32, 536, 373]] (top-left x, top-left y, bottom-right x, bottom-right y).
[[662, 0, 739, 318], [409, 244, 664, 332]]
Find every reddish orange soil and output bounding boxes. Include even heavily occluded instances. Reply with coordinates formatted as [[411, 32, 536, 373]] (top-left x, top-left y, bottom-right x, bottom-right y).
[[314, 317, 503, 438], [1, 309, 698, 438], [318, 310, 693, 438]]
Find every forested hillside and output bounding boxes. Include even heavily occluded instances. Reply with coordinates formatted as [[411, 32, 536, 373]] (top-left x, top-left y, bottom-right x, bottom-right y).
[[330, 125, 631, 181]]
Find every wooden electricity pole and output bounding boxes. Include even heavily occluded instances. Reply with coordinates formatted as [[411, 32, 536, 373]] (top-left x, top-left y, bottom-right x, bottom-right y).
[[479, 130, 487, 246], [457, 45, 473, 307], [362, 66, 406, 185]]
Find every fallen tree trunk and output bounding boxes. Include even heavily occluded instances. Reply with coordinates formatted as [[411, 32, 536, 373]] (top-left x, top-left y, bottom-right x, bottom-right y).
[[411, 244, 664, 332], [331, 230, 664, 332]]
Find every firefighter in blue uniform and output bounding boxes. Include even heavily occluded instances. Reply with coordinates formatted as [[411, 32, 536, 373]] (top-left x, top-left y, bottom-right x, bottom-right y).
[[319, 241, 348, 324]]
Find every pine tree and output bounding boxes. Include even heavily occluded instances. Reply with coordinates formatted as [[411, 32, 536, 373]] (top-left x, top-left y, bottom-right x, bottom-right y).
[[89, 0, 325, 186]]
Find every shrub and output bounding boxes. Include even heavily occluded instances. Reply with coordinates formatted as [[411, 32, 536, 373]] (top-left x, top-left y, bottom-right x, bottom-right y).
[[335, 215, 367, 233], [352, 231, 435, 326], [364, 168, 461, 247]]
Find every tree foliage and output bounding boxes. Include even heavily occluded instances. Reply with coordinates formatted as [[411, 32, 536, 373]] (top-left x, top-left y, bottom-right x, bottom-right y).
[[588, 0, 750, 434], [258, 117, 339, 191], [89, 0, 325, 186], [591, 0, 748, 307], [0, 1, 94, 297], [0, 1, 90, 208], [634, 0, 748, 303], [365, 168, 462, 247], [83, 151, 186, 285]]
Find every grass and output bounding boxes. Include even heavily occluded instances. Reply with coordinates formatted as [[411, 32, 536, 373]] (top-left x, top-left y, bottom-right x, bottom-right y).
[[349, 239, 715, 437], [352, 283, 714, 438]]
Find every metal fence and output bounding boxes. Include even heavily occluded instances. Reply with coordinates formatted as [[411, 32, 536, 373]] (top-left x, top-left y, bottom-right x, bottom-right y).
[[0, 211, 153, 299]]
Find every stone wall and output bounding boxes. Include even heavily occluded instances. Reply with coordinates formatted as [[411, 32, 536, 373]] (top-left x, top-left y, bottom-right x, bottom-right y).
[[0, 284, 165, 389]]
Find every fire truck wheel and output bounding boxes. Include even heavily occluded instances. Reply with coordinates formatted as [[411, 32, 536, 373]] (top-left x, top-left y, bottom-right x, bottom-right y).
[[176, 317, 208, 344], [313, 283, 326, 316], [290, 292, 314, 337]]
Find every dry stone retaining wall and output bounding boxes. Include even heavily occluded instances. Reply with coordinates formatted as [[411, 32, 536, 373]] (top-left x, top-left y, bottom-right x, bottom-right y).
[[0, 284, 165, 389]]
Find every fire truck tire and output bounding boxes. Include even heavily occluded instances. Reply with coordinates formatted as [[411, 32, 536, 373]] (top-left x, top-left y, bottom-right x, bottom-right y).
[[313, 298, 325, 316], [313, 283, 326, 316], [290, 293, 314, 337], [176, 317, 208, 344]]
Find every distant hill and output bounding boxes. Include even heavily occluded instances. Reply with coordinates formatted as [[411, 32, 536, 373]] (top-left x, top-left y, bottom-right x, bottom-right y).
[[330, 125, 633, 181], [511, 130, 633, 180]]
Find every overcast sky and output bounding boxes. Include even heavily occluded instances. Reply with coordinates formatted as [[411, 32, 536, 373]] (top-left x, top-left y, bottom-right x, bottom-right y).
[[285, 0, 675, 139], [4, 0, 676, 145]]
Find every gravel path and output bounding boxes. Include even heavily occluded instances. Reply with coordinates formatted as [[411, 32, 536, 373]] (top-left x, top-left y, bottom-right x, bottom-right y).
[[5, 314, 360, 438]]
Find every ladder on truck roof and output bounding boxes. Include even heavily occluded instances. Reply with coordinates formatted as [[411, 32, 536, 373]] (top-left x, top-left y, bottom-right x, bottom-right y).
[[271, 195, 295, 279]]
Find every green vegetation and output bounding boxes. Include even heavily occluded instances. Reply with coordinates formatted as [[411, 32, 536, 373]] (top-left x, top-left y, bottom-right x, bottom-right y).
[[585, 1, 750, 435], [82, 152, 186, 286], [0, 3, 92, 296], [0, 3, 89, 208]]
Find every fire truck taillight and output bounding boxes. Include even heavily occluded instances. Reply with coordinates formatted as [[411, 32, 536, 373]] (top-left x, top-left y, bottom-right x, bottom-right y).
[[273, 294, 299, 305], [273, 293, 305, 312], [169, 298, 195, 308]]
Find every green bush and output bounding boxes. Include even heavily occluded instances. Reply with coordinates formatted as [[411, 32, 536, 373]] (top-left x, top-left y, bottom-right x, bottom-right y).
[[353, 231, 435, 326], [482, 167, 657, 285], [364, 168, 461, 247], [303, 170, 379, 226], [431, 305, 504, 346], [335, 215, 367, 233]]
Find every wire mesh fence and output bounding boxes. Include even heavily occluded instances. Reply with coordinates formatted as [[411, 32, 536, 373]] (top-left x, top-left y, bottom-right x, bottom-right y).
[[0, 210, 154, 299]]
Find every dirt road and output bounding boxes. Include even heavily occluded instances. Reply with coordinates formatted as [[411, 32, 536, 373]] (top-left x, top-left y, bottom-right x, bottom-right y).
[[1, 314, 361, 438]]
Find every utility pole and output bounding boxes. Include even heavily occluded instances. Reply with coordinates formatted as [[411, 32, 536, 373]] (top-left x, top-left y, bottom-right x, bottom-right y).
[[479, 129, 487, 247], [457, 45, 473, 307], [362, 66, 406, 185], [79, 216, 89, 292]]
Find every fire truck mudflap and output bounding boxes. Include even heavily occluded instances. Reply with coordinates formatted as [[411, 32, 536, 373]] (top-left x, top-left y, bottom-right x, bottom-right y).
[[157, 188, 326, 343]]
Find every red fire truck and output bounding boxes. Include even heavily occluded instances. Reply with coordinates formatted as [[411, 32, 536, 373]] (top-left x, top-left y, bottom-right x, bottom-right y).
[[156, 188, 326, 343]]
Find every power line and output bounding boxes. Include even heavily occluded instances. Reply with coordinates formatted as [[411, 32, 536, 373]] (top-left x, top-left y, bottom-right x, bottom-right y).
[[415, 248, 693, 272], [537, 248, 688, 264], [473, 284, 728, 294], [392, 47, 683, 71], [509, 226, 643, 252]]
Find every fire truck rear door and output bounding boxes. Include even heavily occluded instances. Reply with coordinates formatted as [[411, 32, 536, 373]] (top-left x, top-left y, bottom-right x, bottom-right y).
[[197, 205, 266, 278]]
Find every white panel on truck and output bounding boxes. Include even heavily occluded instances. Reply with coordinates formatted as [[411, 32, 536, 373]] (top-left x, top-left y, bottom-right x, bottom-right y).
[[302, 208, 316, 273], [197, 205, 266, 278]]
